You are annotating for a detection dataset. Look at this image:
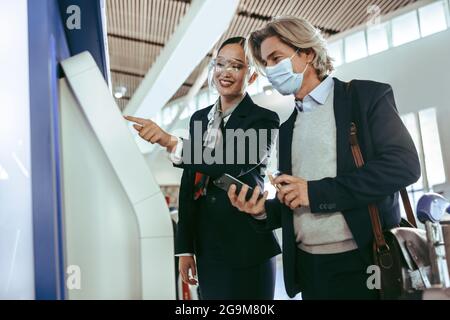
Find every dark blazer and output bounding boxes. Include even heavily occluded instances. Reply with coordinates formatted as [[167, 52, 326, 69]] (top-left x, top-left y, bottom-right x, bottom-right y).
[[257, 78, 421, 298], [175, 93, 282, 268]]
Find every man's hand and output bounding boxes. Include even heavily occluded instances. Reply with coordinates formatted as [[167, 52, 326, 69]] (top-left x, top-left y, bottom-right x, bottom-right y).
[[228, 184, 268, 216], [124, 115, 178, 152], [178, 256, 197, 285], [274, 175, 309, 209]]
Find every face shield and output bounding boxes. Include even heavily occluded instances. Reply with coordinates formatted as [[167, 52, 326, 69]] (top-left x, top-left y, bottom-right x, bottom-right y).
[[207, 57, 256, 94]]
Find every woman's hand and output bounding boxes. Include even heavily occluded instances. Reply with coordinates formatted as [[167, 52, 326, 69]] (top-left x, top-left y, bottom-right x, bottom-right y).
[[228, 184, 268, 216], [274, 174, 309, 209], [124, 115, 178, 152], [178, 256, 198, 285]]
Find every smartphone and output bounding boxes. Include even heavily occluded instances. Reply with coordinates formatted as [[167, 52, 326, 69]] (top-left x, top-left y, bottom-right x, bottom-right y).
[[213, 174, 263, 201], [266, 170, 284, 191]]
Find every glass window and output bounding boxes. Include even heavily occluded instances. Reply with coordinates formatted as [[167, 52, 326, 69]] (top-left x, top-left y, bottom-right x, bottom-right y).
[[160, 104, 178, 126], [392, 11, 420, 46], [327, 39, 344, 66], [418, 108, 446, 188], [198, 92, 209, 109], [178, 96, 201, 120], [418, 1, 448, 37], [401, 113, 424, 191], [344, 31, 368, 63], [400, 108, 447, 213], [401, 113, 424, 216], [208, 92, 218, 105], [367, 23, 389, 55], [179, 102, 190, 120], [170, 104, 179, 123], [188, 97, 198, 117], [247, 77, 259, 96]]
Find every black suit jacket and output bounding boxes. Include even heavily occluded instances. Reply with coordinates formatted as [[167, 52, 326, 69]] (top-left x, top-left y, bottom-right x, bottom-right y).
[[175, 94, 281, 268], [257, 78, 421, 298]]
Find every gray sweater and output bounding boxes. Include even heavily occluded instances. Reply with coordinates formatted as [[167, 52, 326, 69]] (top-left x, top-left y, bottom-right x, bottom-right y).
[[292, 89, 357, 254]]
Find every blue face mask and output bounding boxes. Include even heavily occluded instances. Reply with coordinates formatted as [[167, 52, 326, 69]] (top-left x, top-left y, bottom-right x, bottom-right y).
[[265, 51, 309, 96]]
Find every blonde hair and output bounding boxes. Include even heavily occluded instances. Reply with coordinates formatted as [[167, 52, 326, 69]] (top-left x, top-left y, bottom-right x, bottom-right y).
[[247, 16, 334, 80]]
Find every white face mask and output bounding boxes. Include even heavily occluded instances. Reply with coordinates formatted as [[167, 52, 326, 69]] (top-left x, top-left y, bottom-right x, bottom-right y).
[[265, 51, 309, 96]]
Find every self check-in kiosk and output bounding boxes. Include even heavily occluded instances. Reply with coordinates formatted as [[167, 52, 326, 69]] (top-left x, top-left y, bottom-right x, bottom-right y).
[[59, 52, 175, 299]]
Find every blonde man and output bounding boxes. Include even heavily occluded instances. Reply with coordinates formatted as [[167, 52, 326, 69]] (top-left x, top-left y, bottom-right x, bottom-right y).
[[228, 16, 420, 300]]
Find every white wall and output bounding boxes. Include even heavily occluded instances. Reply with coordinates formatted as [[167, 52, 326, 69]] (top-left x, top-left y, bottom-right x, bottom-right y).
[[0, 0, 35, 299], [333, 29, 450, 194]]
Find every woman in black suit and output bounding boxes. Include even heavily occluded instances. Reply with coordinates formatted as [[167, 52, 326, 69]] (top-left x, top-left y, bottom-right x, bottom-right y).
[[125, 37, 281, 300]]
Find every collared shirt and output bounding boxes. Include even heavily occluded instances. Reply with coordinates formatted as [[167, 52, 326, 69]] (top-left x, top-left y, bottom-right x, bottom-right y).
[[170, 95, 244, 165], [206, 96, 243, 126], [295, 75, 334, 113], [203, 95, 243, 148]]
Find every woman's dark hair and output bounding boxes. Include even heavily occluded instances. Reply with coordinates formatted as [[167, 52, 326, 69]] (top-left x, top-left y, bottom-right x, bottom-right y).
[[217, 36, 246, 53]]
